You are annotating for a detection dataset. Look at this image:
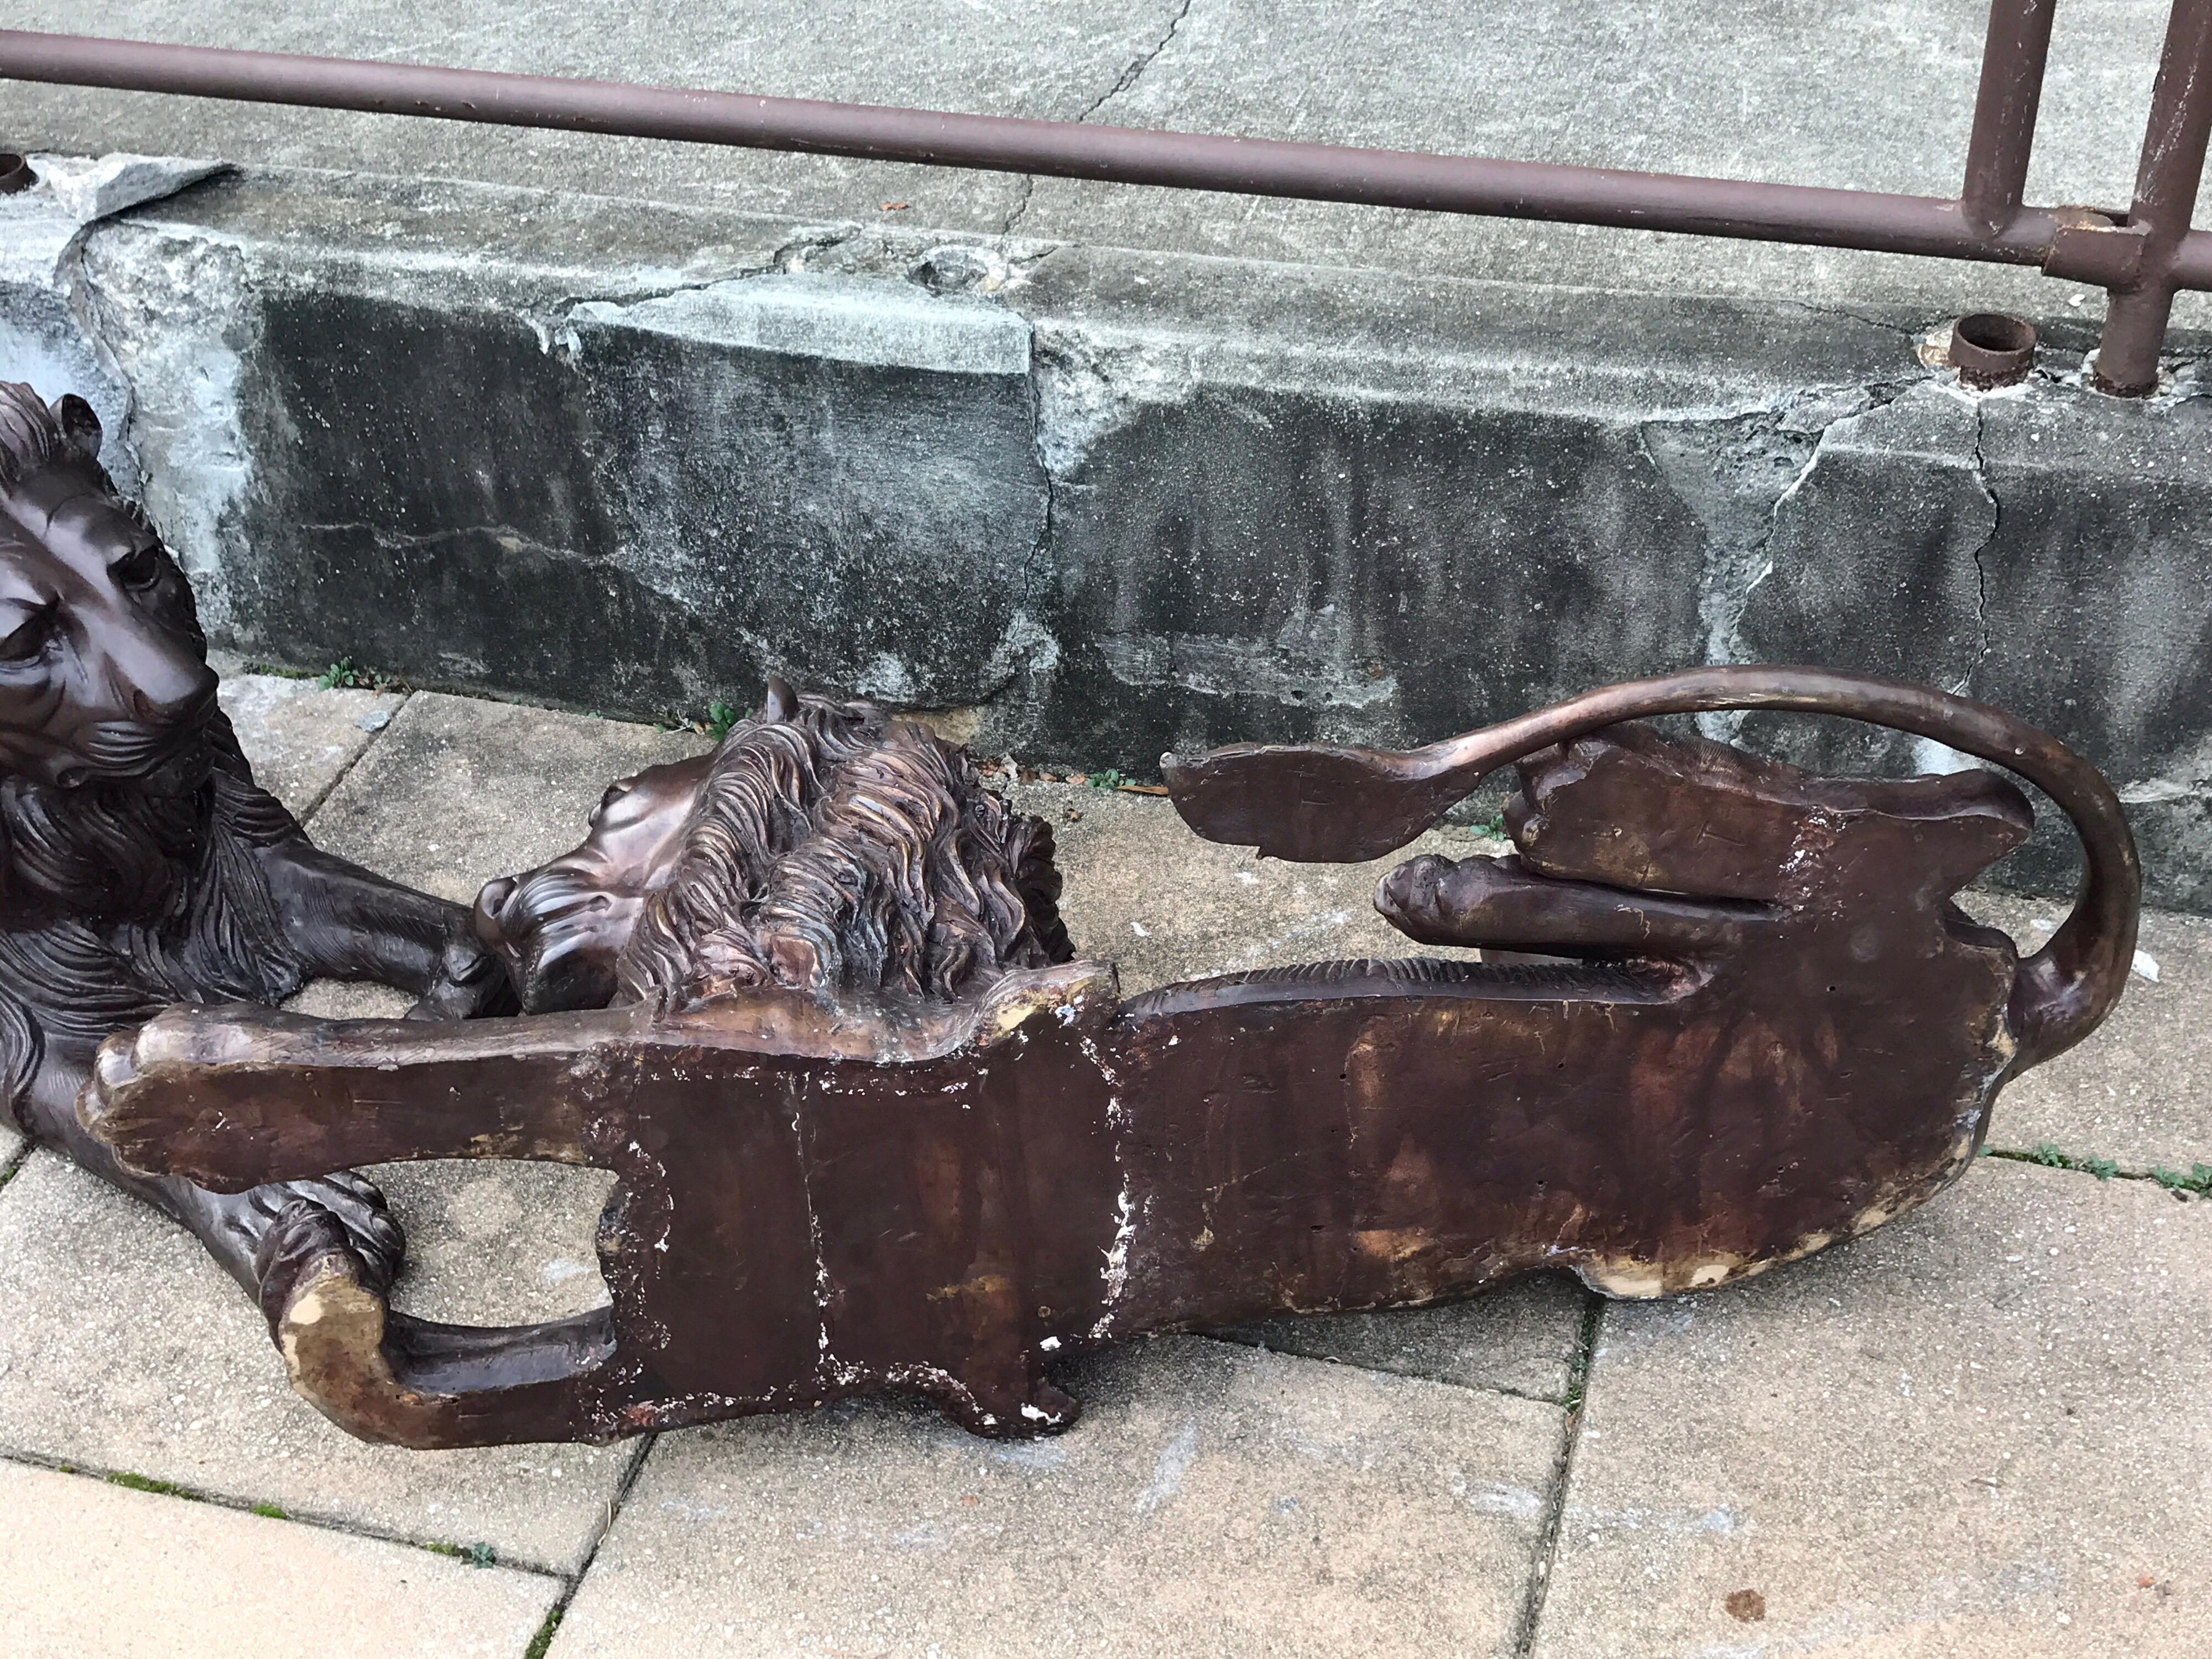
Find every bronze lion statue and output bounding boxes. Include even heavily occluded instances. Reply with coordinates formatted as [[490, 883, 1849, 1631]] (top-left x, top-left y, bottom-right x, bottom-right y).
[[81, 662, 2137, 1448], [0, 378, 507, 1312]]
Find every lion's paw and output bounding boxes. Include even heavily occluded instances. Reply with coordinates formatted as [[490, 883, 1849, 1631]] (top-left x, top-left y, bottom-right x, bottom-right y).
[[409, 909, 520, 1020], [247, 1173, 406, 1335]]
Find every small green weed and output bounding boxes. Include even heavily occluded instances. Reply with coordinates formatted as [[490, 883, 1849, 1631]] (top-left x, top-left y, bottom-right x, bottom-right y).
[[1472, 813, 1508, 839], [107, 1472, 187, 1499], [1087, 768, 1128, 791], [2151, 1163, 2212, 1196], [424, 1541, 499, 1568], [250, 1502, 289, 1520], [2026, 1142, 2117, 1180], [316, 657, 406, 693], [705, 700, 741, 742]]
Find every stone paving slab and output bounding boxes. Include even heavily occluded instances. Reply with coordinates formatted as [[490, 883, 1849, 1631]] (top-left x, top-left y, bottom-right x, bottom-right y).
[[0, 1151, 636, 1576], [1965, 894, 2212, 1176], [303, 690, 707, 903], [0, 1459, 560, 1659], [215, 664, 408, 820], [551, 1335, 1562, 1659], [1010, 0, 2206, 324], [1532, 1159, 2209, 1658], [2, 0, 1183, 248], [6, 0, 2205, 325]]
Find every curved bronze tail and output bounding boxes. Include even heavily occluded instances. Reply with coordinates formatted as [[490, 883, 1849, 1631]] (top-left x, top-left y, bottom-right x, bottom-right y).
[[1162, 665, 2139, 1069]]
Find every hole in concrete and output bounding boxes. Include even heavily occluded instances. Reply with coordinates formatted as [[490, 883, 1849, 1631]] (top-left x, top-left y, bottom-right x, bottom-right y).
[[1949, 311, 2037, 388], [0, 154, 34, 196], [367, 1160, 618, 1327]]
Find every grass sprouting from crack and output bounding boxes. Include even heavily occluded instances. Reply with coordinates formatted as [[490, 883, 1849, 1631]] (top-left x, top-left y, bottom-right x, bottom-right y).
[[1984, 1144, 2210, 1194], [106, 1471, 188, 1499], [424, 1541, 499, 1567], [315, 657, 408, 693], [2025, 1142, 2118, 1180], [523, 1607, 565, 1659]]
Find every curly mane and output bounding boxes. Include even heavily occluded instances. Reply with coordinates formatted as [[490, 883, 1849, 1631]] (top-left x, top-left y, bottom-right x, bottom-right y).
[[617, 695, 1072, 1008]]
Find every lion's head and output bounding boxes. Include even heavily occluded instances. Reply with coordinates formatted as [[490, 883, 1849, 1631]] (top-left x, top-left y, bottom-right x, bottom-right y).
[[0, 381, 316, 1118], [0, 382, 281, 933], [474, 681, 1072, 1013], [0, 383, 218, 793]]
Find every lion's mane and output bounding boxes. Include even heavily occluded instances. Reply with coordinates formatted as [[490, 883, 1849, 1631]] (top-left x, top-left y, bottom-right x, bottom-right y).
[[0, 381, 310, 1119], [617, 695, 1072, 1008]]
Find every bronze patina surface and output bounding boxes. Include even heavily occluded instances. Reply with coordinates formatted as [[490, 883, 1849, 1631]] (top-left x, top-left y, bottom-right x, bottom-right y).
[[0, 378, 508, 1312], [84, 661, 2138, 1448]]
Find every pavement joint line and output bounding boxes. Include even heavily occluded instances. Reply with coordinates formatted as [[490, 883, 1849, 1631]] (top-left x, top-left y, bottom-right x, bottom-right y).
[[295, 686, 415, 830], [0, 1439, 568, 1579], [1981, 1144, 2212, 1195], [520, 1431, 658, 1659], [1511, 1290, 1602, 1658], [0, 1139, 29, 1190], [1189, 1326, 1580, 1407]]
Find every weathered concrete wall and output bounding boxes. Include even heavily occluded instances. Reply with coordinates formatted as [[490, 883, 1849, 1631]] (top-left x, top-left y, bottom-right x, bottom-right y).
[[4, 161, 2208, 907]]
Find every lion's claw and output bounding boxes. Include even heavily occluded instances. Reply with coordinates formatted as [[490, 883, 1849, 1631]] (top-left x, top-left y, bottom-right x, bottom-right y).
[[408, 908, 519, 1020]]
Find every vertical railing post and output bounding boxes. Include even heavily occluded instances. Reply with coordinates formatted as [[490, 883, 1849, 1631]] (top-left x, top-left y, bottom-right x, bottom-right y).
[[1964, 0, 2059, 236], [2096, 0, 2212, 394]]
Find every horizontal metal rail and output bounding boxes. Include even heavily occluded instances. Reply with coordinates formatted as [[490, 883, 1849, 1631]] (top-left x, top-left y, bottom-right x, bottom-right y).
[[1, 3, 2208, 394]]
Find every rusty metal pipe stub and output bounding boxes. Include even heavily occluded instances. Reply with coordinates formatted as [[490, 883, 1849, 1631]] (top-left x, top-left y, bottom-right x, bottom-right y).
[[1949, 311, 2037, 387]]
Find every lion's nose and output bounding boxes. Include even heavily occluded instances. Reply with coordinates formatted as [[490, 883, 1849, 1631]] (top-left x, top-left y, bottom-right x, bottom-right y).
[[130, 664, 219, 730], [473, 877, 517, 951]]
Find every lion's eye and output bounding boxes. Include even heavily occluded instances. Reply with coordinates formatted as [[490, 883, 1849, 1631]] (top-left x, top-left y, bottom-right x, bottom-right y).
[[0, 608, 55, 664], [110, 543, 165, 589]]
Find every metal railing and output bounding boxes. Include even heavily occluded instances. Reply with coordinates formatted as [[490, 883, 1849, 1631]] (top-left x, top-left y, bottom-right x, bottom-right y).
[[3, 1, 2209, 394]]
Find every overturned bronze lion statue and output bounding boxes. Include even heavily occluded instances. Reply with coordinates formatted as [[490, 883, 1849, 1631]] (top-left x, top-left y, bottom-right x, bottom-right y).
[[85, 661, 2138, 1448], [0, 378, 506, 1311]]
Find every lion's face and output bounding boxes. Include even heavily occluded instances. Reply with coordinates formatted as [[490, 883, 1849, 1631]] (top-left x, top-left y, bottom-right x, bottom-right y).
[[0, 396, 217, 793], [473, 754, 709, 1012]]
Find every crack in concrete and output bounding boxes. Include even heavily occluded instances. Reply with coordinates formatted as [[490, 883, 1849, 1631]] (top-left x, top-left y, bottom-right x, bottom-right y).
[[1643, 384, 1910, 740], [1004, 0, 1196, 237], [1964, 400, 1996, 692], [295, 691, 415, 830], [524, 223, 877, 352], [1770, 294, 1928, 342]]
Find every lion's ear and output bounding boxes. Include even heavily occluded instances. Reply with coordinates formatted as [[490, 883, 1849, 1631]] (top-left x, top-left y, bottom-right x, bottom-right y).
[[51, 395, 103, 463]]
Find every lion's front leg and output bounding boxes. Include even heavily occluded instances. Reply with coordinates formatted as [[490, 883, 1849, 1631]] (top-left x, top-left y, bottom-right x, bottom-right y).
[[255, 840, 516, 1018], [1376, 852, 1769, 961]]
